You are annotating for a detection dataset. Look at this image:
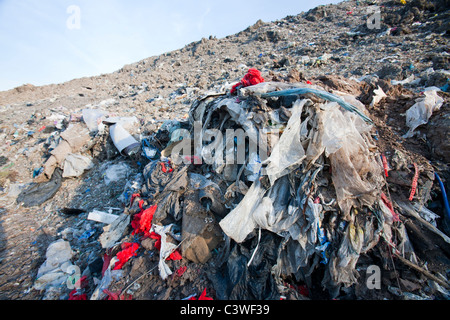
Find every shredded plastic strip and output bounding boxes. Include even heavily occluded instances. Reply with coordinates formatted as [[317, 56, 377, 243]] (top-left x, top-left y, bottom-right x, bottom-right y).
[[409, 163, 419, 201], [382, 153, 389, 177], [381, 192, 401, 222], [260, 87, 373, 124]]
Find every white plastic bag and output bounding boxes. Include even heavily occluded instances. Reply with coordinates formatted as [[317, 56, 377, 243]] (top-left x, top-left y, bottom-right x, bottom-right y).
[[403, 89, 444, 138], [219, 179, 266, 243], [263, 99, 307, 185]]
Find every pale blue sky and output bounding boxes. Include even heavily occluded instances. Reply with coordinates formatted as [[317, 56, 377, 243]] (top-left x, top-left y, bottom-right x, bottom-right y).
[[0, 0, 342, 91]]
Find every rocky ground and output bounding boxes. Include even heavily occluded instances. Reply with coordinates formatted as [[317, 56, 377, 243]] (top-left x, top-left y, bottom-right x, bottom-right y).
[[0, 0, 449, 300]]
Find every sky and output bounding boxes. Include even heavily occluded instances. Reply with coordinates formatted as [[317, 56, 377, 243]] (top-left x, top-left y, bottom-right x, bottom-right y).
[[0, 0, 342, 91]]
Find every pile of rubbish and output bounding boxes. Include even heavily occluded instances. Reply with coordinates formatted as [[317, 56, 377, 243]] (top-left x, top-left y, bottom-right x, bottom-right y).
[[30, 71, 450, 300]]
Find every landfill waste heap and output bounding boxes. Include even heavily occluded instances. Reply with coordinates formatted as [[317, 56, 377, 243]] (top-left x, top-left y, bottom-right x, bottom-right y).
[[0, 0, 449, 300]]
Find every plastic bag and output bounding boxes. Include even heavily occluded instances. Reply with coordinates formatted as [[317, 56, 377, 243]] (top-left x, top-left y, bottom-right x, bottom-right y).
[[103, 163, 129, 185], [219, 179, 266, 243], [262, 99, 307, 186], [82, 108, 107, 133], [321, 102, 383, 218], [403, 89, 444, 138]]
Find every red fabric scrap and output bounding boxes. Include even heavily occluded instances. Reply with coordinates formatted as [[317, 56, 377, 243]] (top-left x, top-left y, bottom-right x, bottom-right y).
[[306, 80, 312, 85], [408, 163, 419, 201], [381, 193, 400, 222], [103, 289, 132, 300], [113, 242, 139, 270], [176, 266, 187, 277], [230, 68, 265, 94], [69, 290, 87, 300], [132, 205, 157, 237], [189, 288, 213, 300]]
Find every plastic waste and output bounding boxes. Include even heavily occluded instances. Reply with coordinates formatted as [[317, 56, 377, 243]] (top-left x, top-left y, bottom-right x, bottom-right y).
[[99, 213, 131, 249], [370, 86, 387, 107], [90, 256, 121, 300], [34, 239, 74, 291], [258, 83, 373, 124], [62, 153, 94, 178], [403, 89, 444, 138], [208, 231, 280, 300], [82, 109, 107, 133], [321, 102, 383, 218], [118, 173, 143, 204], [16, 168, 63, 207], [103, 162, 129, 185], [262, 99, 307, 186], [87, 210, 119, 224], [109, 123, 140, 156], [435, 173, 450, 220], [152, 224, 182, 280]]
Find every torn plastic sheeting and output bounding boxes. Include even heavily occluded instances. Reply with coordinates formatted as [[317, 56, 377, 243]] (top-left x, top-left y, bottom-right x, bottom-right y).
[[219, 178, 267, 243], [103, 162, 129, 185], [16, 168, 63, 207], [152, 224, 182, 280], [33, 239, 74, 291], [82, 108, 108, 133], [251, 175, 299, 235], [403, 89, 444, 138], [220, 100, 383, 243], [262, 99, 307, 186], [259, 86, 373, 124], [208, 231, 280, 300], [189, 172, 221, 191], [62, 153, 94, 178], [91, 256, 121, 300], [322, 102, 384, 218], [324, 221, 364, 289]]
